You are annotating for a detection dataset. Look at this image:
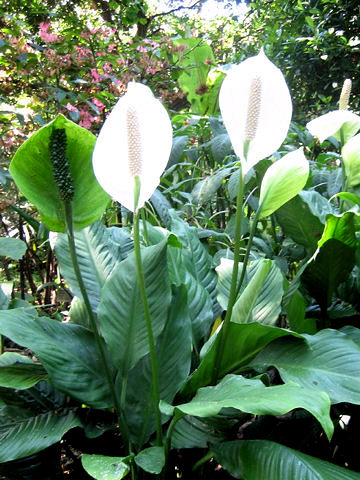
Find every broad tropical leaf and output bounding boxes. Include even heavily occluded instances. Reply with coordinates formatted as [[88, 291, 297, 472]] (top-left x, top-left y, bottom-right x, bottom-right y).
[[123, 285, 192, 447], [0, 237, 26, 260], [172, 374, 332, 440], [212, 440, 360, 480], [0, 309, 113, 408], [98, 240, 170, 377], [301, 239, 355, 310], [135, 447, 165, 474], [55, 221, 132, 311], [180, 323, 304, 397], [81, 454, 130, 480], [251, 328, 360, 404], [0, 409, 81, 462], [0, 352, 47, 389], [275, 191, 328, 251]]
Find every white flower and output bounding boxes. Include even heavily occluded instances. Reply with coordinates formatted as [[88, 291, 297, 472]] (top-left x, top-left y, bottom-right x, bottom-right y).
[[306, 110, 360, 144], [219, 50, 292, 174], [92, 83, 173, 212]]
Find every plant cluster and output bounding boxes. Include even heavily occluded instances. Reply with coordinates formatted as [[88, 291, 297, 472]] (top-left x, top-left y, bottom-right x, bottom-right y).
[[1, 43, 360, 480]]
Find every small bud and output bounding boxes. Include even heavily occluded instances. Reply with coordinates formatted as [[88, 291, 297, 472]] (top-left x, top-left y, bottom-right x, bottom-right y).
[[339, 79, 352, 110], [49, 128, 75, 201]]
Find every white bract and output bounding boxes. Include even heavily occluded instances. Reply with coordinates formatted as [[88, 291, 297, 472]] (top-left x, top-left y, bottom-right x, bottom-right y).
[[219, 50, 292, 174], [306, 110, 360, 144], [92, 83, 173, 212]]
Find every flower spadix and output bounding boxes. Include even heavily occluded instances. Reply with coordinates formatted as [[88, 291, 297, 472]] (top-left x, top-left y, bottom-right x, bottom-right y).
[[92, 83, 173, 212], [219, 50, 292, 174]]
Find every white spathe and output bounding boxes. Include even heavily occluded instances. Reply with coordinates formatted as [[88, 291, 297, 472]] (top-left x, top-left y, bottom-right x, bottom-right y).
[[306, 110, 360, 144], [219, 50, 292, 174], [92, 82, 173, 212]]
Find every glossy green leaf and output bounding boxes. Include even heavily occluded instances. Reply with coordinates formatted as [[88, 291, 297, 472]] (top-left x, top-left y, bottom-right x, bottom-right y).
[[123, 285, 192, 447], [284, 289, 316, 334], [9, 115, 110, 232], [342, 133, 360, 188], [135, 446, 165, 474], [81, 454, 130, 479], [168, 245, 214, 345], [174, 374, 332, 439], [170, 414, 234, 449], [0, 283, 12, 310], [217, 258, 283, 326], [191, 168, 232, 206], [0, 352, 47, 389], [275, 191, 329, 251], [251, 328, 360, 404], [55, 221, 132, 312], [301, 239, 355, 310], [98, 240, 170, 377], [212, 440, 360, 480], [232, 259, 271, 323], [0, 410, 81, 462], [318, 212, 357, 248], [180, 323, 304, 397], [258, 149, 309, 219], [0, 309, 113, 408], [0, 237, 26, 260]]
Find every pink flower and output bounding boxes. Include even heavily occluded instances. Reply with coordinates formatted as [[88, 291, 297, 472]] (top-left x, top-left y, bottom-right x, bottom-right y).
[[90, 69, 102, 83], [136, 45, 147, 53], [103, 62, 113, 73], [66, 103, 79, 113], [92, 98, 105, 112], [39, 21, 59, 43], [108, 44, 117, 53], [79, 110, 96, 129]]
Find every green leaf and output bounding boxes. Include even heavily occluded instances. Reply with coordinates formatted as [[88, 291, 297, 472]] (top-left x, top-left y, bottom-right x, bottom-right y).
[[212, 440, 360, 480], [284, 289, 316, 334], [342, 133, 360, 188], [232, 259, 271, 323], [81, 454, 130, 479], [55, 221, 132, 312], [174, 374, 332, 440], [0, 409, 81, 462], [170, 414, 233, 449], [9, 114, 110, 232], [123, 285, 192, 447], [0, 309, 113, 408], [275, 191, 328, 251], [0, 237, 26, 260], [173, 38, 217, 115], [0, 352, 47, 389], [180, 323, 304, 397], [258, 149, 309, 219], [0, 283, 12, 310], [98, 240, 170, 377], [318, 212, 357, 248], [301, 239, 355, 310], [135, 446, 165, 474], [166, 135, 188, 169], [251, 328, 360, 404], [191, 168, 232, 206]]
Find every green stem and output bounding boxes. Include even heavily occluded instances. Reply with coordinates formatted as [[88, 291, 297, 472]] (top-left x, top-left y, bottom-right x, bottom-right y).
[[133, 210, 163, 446], [162, 413, 184, 479], [64, 200, 131, 454], [212, 167, 244, 384], [235, 208, 261, 300], [192, 451, 213, 471]]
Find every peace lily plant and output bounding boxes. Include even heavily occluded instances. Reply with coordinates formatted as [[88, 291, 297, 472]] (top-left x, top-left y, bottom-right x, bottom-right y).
[[4, 50, 360, 480]]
